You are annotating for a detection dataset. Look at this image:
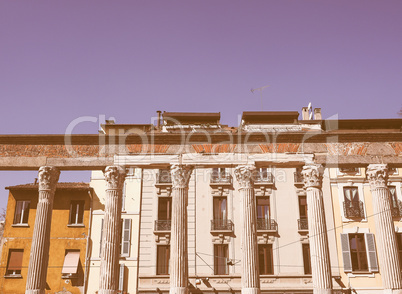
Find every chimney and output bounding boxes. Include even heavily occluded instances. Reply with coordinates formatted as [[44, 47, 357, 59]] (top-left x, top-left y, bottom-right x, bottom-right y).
[[302, 107, 309, 120], [156, 110, 162, 129], [314, 108, 322, 120]]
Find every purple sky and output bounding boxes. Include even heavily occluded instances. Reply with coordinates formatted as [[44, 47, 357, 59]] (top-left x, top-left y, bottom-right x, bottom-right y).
[[0, 1, 401, 210]]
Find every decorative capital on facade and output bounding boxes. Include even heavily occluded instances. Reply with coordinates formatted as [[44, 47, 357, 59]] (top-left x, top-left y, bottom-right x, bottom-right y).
[[301, 164, 324, 189], [170, 164, 193, 188], [367, 164, 388, 189], [104, 166, 126, 190], [234, 165, 256, 189], [38, 166, 60, 192]]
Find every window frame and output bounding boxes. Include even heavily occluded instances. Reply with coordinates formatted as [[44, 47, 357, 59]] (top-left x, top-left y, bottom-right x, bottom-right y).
[[156, 245, 170, 275], [258, 244, 274, 275], [302, 243, 311, 275], [13, 200, 30, 225], [68, 200, 85, 226], [214, 244, 229, 275], [5, 249, 24, 277]]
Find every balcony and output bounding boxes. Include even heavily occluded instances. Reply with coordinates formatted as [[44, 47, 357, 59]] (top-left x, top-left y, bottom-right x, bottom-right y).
[[391, 200, 402, 218], [256, 219, 277, 232], [211, 219, 234, 232], [210, 173, 232, 186], [154, 220, 171, 232], [298, 218, 308, 232], [156, 170, 172, 185], [294, 172, 304, 186], [253, 171, 274, 185], [343, 201, 365, 219]]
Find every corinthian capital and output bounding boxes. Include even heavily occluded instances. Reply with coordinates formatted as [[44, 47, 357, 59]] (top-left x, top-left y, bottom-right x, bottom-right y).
[[104, 166, 126, 190], [367, 164, 388, 189], [38, 166, 60, 192], [302, 164, 324, 189], [234, 165, 256, 189], [171, 164, 193, 188]]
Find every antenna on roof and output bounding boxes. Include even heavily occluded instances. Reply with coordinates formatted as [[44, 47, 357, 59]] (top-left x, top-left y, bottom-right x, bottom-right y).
[[307, 102, 313, 120], [251, 85, 270, 110]]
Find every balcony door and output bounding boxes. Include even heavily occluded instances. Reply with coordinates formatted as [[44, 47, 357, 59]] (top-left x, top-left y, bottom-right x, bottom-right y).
[[214, 197, 227, 221], [256, 197, 270, 220]]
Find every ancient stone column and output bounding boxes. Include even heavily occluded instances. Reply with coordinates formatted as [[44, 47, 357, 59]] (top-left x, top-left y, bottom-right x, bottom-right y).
[[26, 166, 60, 294], [234, 165, 260, 294], [302, 164, 332, 294], [367, 164, 402, 293], [169, 164, 193, 294], [98, 166, 126, 294]]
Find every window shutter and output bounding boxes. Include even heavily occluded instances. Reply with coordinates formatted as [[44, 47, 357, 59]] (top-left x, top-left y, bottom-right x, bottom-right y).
[[365, 233, 379, 272], [340, 233, 352, 272], [99, 219, 104, 258], [118, 263, 125, 292], [121, 219, 132, 256]]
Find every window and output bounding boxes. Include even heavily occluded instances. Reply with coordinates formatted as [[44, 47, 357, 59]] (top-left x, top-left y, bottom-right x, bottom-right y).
[[214, 244, 229, 275], [211, 168, 231, 184], [340, 233, 378, 273], [119, 263, 125, 292], [299, 196, 307, 219], [343, 187, 364, 219], [396, 233, 402, 270], [61, 250, 80, 278], [213, 197, 227, 221], [69, 201, 85, 225], [13, 201, 30, 224], [258, 244, 273, 275], [158, 197, 172, 221], [256, 197, 270, 220], [99, 218, 132, 257], [302, 244, 311, 274], [6, 249, 23, 276], [157, 245, 170, 275], [121, 219, 132, 257], [157, 169, 172, 184]]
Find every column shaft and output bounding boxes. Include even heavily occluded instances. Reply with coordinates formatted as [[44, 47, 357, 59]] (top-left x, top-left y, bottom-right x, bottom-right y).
[[235, 165, 260, 294], [170, 165, 193, 294], [99, 166, 125, 294], [372, 187, 402, 289], [26, 166, 60, 294], [302, 165, 332, 294]]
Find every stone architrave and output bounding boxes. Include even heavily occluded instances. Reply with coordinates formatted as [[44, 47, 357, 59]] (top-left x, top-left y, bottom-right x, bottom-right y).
[[367, 164, 402, 293], [98, 166, 126, 294], [234, 165, 260, 294], [26, 166, 60, 294], [169, 164, 193, 294], [302, 164, 332, 294]]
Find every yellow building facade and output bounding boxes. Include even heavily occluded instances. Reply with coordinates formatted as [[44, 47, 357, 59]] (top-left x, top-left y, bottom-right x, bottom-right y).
[[0, 182, 93, 294]]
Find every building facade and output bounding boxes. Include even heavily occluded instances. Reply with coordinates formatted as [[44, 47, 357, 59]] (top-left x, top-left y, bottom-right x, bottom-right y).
[[0, 182, 93, 294], [0, 109, 401, 294]]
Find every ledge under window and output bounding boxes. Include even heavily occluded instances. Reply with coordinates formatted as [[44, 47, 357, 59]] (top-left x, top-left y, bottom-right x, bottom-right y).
[[4, 274, 22, 278], [12, 224, 29, 227], [67, 224, 85, 228]]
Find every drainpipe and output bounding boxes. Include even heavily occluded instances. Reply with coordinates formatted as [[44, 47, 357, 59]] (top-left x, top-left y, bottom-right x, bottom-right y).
[[83, 189, 93, 294]]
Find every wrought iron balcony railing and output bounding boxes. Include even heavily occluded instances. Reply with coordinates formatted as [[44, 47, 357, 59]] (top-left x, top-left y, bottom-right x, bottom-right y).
[[253, 171, 274, 184], [156, 170, 172, 184], [256, 219, 277, 231], [343, 201, 365, 219], [154, 220, 171, 231], [391, 200, 402, 218], [298, 218, 308, 231], [210, 173, 232, 185], [211, 219, 234, 232], [294, 172, 304, 185]]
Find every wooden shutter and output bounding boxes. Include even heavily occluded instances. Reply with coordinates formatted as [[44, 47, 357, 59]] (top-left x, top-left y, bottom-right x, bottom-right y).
[[99, 219, 104, 257], [121, 219, 132, 256], [340, 233, 352, 272], [365, 233, 379, 272], [118, 263, 125, 292]]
